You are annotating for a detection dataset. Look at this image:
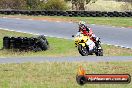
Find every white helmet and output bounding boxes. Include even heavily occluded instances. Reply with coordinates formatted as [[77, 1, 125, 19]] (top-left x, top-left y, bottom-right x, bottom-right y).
[[78, 21, 86, 26]]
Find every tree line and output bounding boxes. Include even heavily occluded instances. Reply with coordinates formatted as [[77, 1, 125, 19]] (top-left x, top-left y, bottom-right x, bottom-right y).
[[0, 0, 131, 10]]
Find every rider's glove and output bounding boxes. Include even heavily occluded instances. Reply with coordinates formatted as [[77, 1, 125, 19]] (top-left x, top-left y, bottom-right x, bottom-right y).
[[96, 37, 99, 41], [92, 34, 96, 37]]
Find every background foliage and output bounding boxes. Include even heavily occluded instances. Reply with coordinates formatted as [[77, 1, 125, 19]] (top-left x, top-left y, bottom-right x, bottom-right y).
[[0, 0, 131, 11]]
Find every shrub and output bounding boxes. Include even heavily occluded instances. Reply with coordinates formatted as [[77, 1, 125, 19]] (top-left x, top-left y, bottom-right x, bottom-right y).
[[44, 0, 68, 10]]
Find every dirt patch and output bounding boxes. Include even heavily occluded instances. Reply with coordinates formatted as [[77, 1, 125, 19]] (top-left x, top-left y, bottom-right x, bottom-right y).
[[32, 17, 77, 22], [128, 26, 132, 28], [4, 15, 78, 23]]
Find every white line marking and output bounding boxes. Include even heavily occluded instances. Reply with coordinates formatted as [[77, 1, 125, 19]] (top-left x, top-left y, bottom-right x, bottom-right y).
[[121, 27, 125, 28], [0, 28, 72, 40], [56, 21, 61, 22], [42, 20, 47, 22], [2, 17, 7, 18], [15, 18, 20, 20], [112, 26, 116, 28], [28, 19, 33, 21], [101, 43, 132, 49], [69, 22, 73, 23]]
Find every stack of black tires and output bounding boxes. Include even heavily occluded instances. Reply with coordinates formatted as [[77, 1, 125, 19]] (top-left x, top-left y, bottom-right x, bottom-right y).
[[3, 35, 49, 52], [0, 10, 132, 17]]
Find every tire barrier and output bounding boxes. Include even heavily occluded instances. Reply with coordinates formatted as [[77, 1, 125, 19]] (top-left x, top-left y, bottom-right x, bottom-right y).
[[0, 10, 132, 17], [3, 35, 49, 52]]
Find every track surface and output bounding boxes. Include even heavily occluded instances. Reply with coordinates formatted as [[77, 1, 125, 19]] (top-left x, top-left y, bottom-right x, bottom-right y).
[[0, 56, 132, 63], [0, 17, 132, 63], [0, 17, 132, 48]]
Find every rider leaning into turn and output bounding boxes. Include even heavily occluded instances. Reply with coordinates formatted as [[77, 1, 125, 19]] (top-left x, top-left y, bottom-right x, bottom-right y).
[[78, 21, 99, 43], [78, 21, 99, 50]]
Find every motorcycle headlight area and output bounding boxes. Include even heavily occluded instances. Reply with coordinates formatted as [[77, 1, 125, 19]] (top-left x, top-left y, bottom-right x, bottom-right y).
[[79, 37, 83, 41], [78, 35, 83, 40]]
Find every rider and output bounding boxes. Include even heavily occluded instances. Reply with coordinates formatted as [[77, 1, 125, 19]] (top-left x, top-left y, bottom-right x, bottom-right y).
[[78, 21, 99, 42], [78, 21, 99, 50]]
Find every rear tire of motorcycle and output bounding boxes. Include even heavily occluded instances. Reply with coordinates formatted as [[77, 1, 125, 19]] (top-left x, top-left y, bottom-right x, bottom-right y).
[[95, 49, 103, 56], [78, 45, 89, 56]]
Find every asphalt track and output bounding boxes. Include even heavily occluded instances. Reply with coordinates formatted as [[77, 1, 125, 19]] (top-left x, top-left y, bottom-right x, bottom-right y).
[[0, 17, 132, 63], [0, 17, 132, 48], [0, 56, 132, 63]]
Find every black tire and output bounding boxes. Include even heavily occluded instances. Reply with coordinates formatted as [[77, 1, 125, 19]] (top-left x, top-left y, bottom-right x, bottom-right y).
[[38, 35, 49, 45], [10, 37, 16, 49], [95, 49, 103, 56], [28, 37, 36, 46], [86, 14, 90, 17], [95, 44, 103, 56], [15, 37, 22, 49], [78, 44, 89, 56], [37, 38, 49, 51], [104, 14, 108, 17], [31, 45, 42, 52], [76, 75, 86, 85], [22, 37, 29, 49], [3, 36, 10, 49]]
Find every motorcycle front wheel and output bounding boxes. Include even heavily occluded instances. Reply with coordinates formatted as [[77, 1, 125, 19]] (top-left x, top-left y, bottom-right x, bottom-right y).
[[78, 44, 89, 56]]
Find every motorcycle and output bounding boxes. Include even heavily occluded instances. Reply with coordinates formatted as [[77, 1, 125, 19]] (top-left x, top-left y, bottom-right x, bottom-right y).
[[72, 32, 103, 56]]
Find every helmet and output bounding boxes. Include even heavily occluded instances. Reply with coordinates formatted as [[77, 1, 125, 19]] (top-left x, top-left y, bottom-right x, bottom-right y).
[[78, 21, 86, 26], [78, 21, 86, 32]]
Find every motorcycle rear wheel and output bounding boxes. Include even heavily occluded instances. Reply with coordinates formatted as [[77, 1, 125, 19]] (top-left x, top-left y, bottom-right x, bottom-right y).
[[95, 49, 103, 56], [95, 43, 103, 56]]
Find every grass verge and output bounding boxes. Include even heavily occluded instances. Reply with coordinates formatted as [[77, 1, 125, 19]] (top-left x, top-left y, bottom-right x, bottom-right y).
[[1, 15, 132, 27], [0, 62, 132, 88], [0, 29, 132, 57]]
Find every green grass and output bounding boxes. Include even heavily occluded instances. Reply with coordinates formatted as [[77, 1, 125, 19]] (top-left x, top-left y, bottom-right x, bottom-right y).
[[44, 16, 132, 27], [0, 62, 132, 88], [75, 17, 132, 27], [0, 29, 132, 57]]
